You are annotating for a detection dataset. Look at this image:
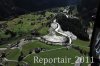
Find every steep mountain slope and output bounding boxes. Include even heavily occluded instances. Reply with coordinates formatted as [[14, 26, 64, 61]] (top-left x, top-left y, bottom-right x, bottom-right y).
[[56, 13, 89, 41], [0, 0, 98, 20], [0, 0, 26, 20]]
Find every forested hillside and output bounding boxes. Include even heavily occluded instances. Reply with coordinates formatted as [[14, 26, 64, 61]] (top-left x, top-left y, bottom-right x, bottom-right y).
[[0, 0, 98, 20]]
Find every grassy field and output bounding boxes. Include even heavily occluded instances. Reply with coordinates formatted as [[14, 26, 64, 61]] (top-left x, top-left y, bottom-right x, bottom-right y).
[[73, 39, 90, 47], [3, 39, 91, 66], [0, 10, 91, 66], [0, 11, 54, 42]]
